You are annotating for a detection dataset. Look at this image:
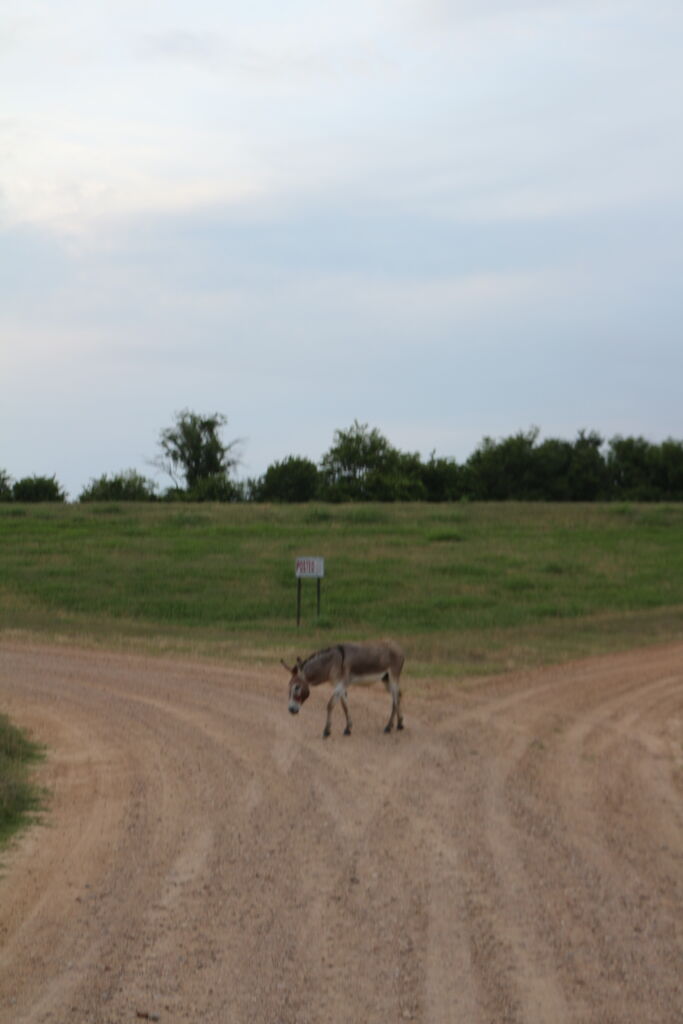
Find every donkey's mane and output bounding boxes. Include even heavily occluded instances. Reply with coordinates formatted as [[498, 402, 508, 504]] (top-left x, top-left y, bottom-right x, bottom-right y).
[[302, 645, 340, 669]]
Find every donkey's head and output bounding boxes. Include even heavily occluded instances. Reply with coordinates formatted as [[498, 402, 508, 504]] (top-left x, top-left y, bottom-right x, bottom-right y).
[[282, 658, 310, 714]]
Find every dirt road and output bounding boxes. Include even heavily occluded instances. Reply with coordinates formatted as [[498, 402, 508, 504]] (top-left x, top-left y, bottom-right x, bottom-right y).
[[0, 640, 682, 1024]]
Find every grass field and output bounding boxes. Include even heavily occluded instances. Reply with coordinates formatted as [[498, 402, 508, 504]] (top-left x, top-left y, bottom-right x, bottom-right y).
[[1, 501, 683, 680]]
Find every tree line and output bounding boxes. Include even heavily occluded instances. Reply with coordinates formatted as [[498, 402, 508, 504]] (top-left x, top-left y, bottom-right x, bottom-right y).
[[3, 414, 683, 503]]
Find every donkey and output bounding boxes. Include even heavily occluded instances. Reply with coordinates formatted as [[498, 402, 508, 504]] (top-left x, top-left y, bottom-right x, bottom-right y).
[[282, 641, 405, 738]]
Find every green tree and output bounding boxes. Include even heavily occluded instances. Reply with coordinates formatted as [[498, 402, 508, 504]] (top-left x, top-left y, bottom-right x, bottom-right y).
[[534, 438, 575, 501], [0, 470, 12, 502], [320, 421, 424, 501], [567, 430, 608, 500], [251, 456, 320, 502], [420, 453, 463, 502], [606, 436, 660, 500], [657, 439, 683, 499], [156, 410, 240, 494], [465, 428, 542, 500], [462, 428, 613, 501]]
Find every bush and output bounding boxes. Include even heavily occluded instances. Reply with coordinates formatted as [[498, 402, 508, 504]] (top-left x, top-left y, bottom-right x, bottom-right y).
[[190, 475, 242, 502], [165, 474, 243, 502], [79, 470, 157, 502], [12, 475, 66, 502]]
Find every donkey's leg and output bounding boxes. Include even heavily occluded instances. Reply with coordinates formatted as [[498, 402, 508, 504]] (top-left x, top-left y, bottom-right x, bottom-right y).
[[323, 694, 335, 737], [340, 693, 352, 736], [384, 677, 399, 733], [382, 676, 393, 733], [324, 685, 343, 738], [396, 686, 404, 730]]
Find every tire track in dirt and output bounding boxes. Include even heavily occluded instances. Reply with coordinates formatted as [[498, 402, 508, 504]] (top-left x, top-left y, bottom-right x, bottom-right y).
[[1, 640, 682, 1023]]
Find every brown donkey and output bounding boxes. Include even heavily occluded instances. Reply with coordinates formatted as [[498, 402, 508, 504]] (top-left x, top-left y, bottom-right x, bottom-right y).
[[282, 641, 405, 738]]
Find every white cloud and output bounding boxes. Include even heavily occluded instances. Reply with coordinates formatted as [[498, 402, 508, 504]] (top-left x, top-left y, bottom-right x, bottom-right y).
[[3, 0, 681, 235], [1, 0, 682, 495]]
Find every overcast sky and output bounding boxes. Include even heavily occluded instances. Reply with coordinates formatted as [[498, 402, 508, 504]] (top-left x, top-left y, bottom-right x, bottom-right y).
[[2, 0, 682, 498]]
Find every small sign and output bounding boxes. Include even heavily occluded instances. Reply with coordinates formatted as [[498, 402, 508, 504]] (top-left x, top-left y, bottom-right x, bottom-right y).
[[295, 556, 325, 579]]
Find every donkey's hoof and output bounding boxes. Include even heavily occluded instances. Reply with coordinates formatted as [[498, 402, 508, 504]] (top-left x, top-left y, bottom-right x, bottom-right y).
[[397, 721, 404, 731], [323, 728, 331, 739], [384, 724, 393, 734], [343, 726, 352, 736]]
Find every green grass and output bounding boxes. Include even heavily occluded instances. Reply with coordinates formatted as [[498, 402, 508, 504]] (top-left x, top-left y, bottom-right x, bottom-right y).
[[0, 714, 45, 848], [1, 502, 683, 678]]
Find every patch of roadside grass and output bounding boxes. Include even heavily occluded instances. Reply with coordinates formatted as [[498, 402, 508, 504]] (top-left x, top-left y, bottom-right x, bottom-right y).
[[0, 714, 45, 849]]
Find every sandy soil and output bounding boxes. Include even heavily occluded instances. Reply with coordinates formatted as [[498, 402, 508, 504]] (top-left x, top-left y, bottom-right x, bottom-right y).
[[0, 639, 682, 1024]]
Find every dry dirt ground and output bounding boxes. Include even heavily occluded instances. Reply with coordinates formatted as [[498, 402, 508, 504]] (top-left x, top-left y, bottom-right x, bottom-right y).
[[0, 639, 682, 1024]]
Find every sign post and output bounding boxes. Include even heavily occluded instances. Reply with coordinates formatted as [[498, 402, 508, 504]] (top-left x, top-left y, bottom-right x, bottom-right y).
[[295, 557, 325, 626]]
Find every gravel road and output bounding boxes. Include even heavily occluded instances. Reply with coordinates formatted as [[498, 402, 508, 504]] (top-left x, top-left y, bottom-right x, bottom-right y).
[[1, 640, 682, 1023]]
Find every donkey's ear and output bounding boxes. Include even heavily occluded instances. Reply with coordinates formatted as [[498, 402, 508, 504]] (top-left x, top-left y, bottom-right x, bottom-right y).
[[280, 658, 295, 673]]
